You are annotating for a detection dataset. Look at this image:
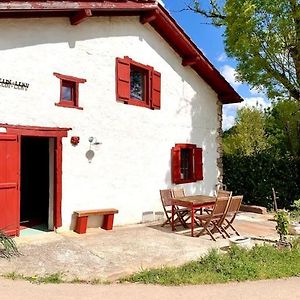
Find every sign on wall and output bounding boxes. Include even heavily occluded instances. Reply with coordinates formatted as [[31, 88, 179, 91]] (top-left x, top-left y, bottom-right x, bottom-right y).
[[0, 77, 30, 91]]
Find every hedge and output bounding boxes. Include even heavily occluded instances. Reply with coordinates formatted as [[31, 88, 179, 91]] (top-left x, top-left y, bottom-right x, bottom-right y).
[[223, 153, 300, 209]]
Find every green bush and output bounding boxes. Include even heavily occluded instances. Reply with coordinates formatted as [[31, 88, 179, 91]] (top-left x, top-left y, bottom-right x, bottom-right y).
[[223, 153, 300, 209], [274, 210, 290, 241]]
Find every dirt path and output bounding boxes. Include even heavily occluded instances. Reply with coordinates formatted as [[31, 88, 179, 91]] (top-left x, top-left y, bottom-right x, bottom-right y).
[[0, 277, 299, 300]]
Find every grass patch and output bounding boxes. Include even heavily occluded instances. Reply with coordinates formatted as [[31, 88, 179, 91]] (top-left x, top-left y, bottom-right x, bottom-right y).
[[120, 244, 300, 285], [2, 272, 110, 285], [3, 272, 64, 284]]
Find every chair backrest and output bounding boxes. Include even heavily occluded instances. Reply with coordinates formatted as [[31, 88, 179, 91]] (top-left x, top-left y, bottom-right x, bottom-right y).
[[212, 193, 232, 217], [160, 189, 173, 207], [217, 189, 232, 198], [226, 195, 243, 215], [172, 188, 185, 198]]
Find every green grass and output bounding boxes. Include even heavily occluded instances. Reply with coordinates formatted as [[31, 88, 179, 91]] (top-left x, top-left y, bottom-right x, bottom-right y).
[[3, 272, 65, 284], [120, 243, 300, 285], [2, 272, 110, 285]]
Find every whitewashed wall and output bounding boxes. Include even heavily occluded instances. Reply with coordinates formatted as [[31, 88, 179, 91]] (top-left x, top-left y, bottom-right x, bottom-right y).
[[0, 16, 219, 228]]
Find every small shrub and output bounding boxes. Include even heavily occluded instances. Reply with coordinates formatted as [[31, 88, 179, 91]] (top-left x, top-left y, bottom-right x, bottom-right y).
[[274, 210, 290, 241], [0, 229, 20, 259]]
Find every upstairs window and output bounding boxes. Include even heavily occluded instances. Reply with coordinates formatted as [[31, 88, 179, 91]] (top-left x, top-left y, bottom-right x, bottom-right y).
[[171, 144, 203, 184], [54, 73, 86, 110], [116, 56, 161, 109], [130, 65, 146, 101]]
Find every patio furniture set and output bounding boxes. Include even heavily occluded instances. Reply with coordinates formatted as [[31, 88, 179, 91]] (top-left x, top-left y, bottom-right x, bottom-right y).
[[160, 188, 243, 241]]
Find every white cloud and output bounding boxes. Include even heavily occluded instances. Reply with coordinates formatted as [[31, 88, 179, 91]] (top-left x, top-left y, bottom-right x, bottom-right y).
[[217, 52, 227, 62], [222, 96, 271, 130], [243, 97, 271, 109], [220, 65, 241, 87], [222, 114, 235, 130], [227, 96, 270, 111]]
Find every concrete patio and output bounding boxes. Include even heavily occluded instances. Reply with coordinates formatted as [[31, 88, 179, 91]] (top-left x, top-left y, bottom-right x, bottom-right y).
[[0, 212, 277, 282]]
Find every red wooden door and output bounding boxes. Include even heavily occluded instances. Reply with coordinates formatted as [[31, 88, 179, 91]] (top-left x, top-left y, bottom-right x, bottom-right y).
[[0, 134, 20, 236]]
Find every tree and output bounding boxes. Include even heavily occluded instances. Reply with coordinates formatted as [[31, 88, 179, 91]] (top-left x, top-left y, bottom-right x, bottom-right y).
[[188, 0, 300, 101], [265, 100, 300, 157], [222, 103, 300, 208], [223, 106, 269, 155]]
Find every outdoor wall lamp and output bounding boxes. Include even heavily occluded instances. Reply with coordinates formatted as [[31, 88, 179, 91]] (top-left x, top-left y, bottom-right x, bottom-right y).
[[88, 136, 101, 145]]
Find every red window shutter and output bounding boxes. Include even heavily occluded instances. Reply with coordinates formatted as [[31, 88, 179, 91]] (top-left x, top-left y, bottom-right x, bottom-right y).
[[194, 147, 203, 181], [116, 57, 130, 102], [151, 70, 161, 109], [171, 147, 181, 184]]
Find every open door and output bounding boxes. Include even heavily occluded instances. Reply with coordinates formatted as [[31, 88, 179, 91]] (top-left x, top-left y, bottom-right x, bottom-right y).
[[0, 134, 20, 236]]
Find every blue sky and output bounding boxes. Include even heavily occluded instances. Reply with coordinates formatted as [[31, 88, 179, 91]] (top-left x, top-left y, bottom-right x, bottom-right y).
[[162, 0, 269, 129]]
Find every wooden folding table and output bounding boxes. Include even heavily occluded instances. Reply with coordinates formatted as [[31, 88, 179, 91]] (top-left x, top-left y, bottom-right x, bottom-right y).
[[171, 195, 216, 237]]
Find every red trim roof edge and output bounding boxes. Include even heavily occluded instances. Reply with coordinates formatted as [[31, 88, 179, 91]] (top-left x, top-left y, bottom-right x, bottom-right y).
[[0, 1, 242, 104]]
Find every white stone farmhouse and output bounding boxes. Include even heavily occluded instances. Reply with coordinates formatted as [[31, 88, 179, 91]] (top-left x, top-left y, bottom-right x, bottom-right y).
[[0, 0, 242, 235]]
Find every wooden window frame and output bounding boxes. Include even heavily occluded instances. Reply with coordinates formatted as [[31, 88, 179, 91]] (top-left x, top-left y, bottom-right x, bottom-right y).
[[171, 143, 203, 184], [54, 73, 86, 110], [116, 56, 161, 110]]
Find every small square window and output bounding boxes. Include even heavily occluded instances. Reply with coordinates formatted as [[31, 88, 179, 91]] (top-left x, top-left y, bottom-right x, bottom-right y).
[[61, 80, 75, 102], [130, 66, 146, 101], [54, 73, 86, 110]]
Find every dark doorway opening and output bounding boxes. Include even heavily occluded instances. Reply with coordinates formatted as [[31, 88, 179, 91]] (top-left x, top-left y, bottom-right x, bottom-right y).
[[20, 137, 50, 228]]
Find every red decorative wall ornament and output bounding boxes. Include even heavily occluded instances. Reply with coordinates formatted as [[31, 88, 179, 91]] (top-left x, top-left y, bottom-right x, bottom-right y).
[[71, 136, 80, 146]]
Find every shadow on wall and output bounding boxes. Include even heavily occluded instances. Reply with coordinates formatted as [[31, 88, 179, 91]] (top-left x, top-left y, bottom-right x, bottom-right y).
[[164, 92, 218, 196]]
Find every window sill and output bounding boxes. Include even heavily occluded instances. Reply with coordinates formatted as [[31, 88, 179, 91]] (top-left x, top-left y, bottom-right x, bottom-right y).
[[121, 98, 152, 109], [174, 179, 198, 184], [55, 102, 83, 110]]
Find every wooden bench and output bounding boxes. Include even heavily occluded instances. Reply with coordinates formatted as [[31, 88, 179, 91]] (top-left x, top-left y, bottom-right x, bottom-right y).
[[74, 208, 119, 234]]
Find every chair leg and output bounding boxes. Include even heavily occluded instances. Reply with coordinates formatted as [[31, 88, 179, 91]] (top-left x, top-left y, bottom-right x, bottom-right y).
[[161, 220, 167, 227], [176, 211, 189, 228], [205, 227, 217, 241], [224, 219, 240, 236], [228, 223, 240, 236], [196, 222, 216, 241], [220, 225, 231, 238], [213, 223, 227, 239]]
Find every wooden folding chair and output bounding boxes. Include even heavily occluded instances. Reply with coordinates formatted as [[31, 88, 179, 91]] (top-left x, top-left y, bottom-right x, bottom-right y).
[[217, 189, 232, 197], [172, 188, 185, 198], [195, 194, 231, 241], [221, 195, 243, 237], [159, 189, 188, 228], [204, 190, 232, 214], [171, 188, 191, 227]]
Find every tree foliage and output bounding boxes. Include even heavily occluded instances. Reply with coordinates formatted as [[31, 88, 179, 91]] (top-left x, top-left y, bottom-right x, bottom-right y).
[[222, 101, 300, 208], [189, 0, 300, 101], [265, 100, 300, 157], [223, 106, 269, 156]]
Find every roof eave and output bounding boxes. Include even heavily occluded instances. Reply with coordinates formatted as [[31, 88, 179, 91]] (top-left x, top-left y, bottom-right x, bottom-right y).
[[0, 0, 243, 104]]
